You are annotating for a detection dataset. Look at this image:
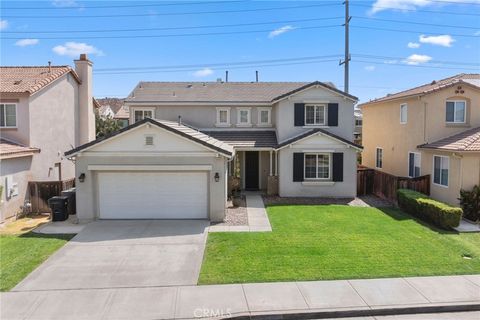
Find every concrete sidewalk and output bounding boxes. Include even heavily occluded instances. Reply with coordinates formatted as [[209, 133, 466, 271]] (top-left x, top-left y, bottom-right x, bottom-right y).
[[2, 275, 479, 320]]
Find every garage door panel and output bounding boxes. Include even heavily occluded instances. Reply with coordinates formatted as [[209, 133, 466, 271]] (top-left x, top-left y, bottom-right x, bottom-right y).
[[98, 172, 208, 219]]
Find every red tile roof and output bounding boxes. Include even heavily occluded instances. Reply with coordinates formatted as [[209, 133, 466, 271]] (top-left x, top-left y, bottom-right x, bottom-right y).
[[0, 139, 40, 158], [0, 66, 80, 95], [418, 127, 480, 152]]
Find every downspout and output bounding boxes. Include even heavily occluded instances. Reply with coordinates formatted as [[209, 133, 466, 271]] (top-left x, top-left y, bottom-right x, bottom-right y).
[[452, 152, 464, 191], [421, 96, 427, 143]]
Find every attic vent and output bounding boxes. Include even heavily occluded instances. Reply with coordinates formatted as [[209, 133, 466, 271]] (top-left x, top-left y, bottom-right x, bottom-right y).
[[145, 135, 154, 146]]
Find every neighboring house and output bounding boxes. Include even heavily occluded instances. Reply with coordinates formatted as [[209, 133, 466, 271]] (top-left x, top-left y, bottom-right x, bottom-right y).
[[96, 97, 129, 128], [360, 73, 480, 206], [354, 109, 362, 144], [0, 54, 95, 222], [67, 81, 361, 222]]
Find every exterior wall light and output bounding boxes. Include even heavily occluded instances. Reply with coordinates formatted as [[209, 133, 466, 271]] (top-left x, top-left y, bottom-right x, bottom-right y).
[[78, 173, 86, 183], [214, 172, 220, 182]]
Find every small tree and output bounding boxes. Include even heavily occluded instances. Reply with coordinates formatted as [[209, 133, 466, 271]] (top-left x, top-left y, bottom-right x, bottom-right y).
[[95, 111, 121, 139], [459, 185, 480, 223]]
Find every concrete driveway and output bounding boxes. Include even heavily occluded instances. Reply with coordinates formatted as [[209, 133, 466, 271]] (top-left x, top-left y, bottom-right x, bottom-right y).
[[13, 220, 209, 291]]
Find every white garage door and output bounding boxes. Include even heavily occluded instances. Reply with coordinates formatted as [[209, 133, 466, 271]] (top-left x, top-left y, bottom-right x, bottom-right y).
[[97, 171, 208, 219]]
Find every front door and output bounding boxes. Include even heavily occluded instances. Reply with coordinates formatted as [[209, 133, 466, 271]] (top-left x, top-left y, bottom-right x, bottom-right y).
[[245, 151, 259, 190]]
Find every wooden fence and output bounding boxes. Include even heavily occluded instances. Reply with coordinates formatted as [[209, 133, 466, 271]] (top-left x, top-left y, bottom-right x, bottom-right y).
[[28, 178, 75, 213], [357, 166, 430, 203]]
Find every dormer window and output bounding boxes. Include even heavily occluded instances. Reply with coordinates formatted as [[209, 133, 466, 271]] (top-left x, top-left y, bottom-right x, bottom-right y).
[[237, 108, 251, 127], [216, 107, 230, 127], [305, 104, 326, 126], [0, 103, 17, 128], [446, 100, 466, 123]]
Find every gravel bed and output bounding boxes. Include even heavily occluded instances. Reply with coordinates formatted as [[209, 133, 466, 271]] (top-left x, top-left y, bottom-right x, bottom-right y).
[[212, 196, 248, 226]]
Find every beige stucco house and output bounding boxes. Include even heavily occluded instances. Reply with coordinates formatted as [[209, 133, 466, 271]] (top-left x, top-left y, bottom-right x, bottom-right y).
[[0, 54, 95, 222], [360, 73, 480, 206], [67, 81, 362, 222]]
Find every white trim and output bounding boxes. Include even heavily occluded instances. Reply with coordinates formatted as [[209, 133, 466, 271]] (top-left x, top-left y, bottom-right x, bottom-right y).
[[0, 103, 18, 128], [237, 107, 251, 126], [302, 125, 330, 129], [407, 151, 421, 178], [88, 165, 212, 171], [432, 155, 449, 188], [276, 131, 362, 152], [304, 153, 331, 180], [302, 181, 335, 186], [301, 149, 336, 153], [82, 151, 217, 157], [273, 84, 358, 103], [127, 101, 272, 106], [400, 103, 407, 124], [257, 107, 272, 126], [304, 104, 327, 126], [234, 147, 274, 151], [132, 107, 155, 123], [445, 100, 467, 124], [375, 147, 383, 169], [198, 127, 275, 132], [216, 107, 231, 127]]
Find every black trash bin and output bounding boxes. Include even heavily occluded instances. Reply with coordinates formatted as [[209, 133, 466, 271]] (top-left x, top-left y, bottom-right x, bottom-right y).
[[48, 196, 69, 221], [61, 188, 76, 215]]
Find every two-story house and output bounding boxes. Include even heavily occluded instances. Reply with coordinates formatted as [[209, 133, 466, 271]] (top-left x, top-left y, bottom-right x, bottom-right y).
[[96, 97, 129, 128], [360, 73, 480, 206], [0, 54, 95, 222], [66, 81, 362, 222]]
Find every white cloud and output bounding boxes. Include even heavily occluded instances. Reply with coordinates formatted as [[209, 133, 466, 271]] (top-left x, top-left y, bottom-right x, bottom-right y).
[[0, 20, 8, 30], [52, 0, 78, 7], [193, 68, 213, 77], [268, 25, 294, 38], [370, 0, 480, 14], [53, 42, 104, 57], [384, 59, 399, 64], [407, 42, 420, 48], [15, 39, 39, 47], [404, 54, 432, 65], [474, 30, 480, 36], [364, 65, 376, 71], [419, 34, 455, 47]]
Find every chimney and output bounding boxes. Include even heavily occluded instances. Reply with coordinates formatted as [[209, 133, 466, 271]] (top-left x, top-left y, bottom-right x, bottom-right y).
[[74, 53, 95, 145], [255, 70, 259, 83], [225, 70, 229, 82]]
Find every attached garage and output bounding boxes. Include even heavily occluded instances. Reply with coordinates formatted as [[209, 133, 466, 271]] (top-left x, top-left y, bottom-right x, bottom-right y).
[[65, 118, 234, 222]]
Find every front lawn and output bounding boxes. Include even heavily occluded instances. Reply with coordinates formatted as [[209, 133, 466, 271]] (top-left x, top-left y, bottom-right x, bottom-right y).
[[199, 205, 480, 284], [0, 232, 74, 291]]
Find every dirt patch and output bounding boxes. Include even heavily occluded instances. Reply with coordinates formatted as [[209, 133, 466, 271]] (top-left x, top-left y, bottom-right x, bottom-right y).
[[212, 196, 248, 226], [0, 215, 50, 235]]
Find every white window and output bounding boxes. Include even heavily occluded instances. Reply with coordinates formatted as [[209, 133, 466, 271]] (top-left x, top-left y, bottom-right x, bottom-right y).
[[400, 103, 408, 124], [446, 100, 466, 123], [0, 103, 17, 127], [408, 152, 421, 178], [216, 107, 231, 126], [134, 109, 153, 123], [305, 104, 326, 126], [433, 155, 449, 187], [304, 153, 331, 180], [258, 107, 271, 126], [375, 148, 383, 169], [237, 108, 251, 126]]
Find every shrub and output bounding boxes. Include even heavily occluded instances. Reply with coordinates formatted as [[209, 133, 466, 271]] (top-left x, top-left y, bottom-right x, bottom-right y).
[[459, 185, 480, 223], [397, 189, 462, 230]]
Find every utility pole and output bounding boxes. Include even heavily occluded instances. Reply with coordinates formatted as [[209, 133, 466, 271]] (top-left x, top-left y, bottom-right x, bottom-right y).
[[339, 0, 351, 93]]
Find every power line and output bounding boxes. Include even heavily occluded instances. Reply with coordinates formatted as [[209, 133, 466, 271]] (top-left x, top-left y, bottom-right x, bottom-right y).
[[351, 3, 480, 16], [1, 17, 343, 34], [353, 54, 480, 67], [351, 25, 479, 38], [353, 16, 480, 30], [354, 59, 480, 71], [1, 3, 342, 19]]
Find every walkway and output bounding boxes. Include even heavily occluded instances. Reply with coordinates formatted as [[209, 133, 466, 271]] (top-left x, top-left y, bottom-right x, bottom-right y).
[[209, 193, 272, 232], [2, 275, 479, 319]]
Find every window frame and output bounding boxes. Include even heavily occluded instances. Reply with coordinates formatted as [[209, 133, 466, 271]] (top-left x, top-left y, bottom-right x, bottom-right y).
[[133, 108, 154, 123], [257, 107, 272, 126], [400, 103, 408, 124], [408, 152, 421, 178], [236, 107, 252, 127], [0, 103, 17, 128], [304, 104, 327, 126], [304, 153, 331, 180], [432, 155, 449, 187], [375, 147, 383, 169], [215, 107, 231, 127], [446, 100, 466, 124]]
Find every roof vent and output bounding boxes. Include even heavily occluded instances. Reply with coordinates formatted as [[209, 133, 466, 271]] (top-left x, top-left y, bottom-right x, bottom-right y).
[[145, 135, 154, 146], [187, 84, 193, 88], [13, 80, 22, 85], [431, 80, 437, 85]]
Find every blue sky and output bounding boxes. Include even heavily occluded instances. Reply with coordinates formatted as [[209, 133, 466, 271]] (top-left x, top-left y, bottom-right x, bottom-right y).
[[1, 0, 479, 103]]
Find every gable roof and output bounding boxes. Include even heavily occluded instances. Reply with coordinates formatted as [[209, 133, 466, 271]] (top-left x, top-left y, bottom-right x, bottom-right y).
[[125, 81, 357, 104], [65, 118, 234, 157], [417, 127, 480, 152], [96, 97, 129, 119], [358, 73, 480, 107], [0, 138, 40, 159], [0, 66, 81, 95], [276, 128, 363, 151]]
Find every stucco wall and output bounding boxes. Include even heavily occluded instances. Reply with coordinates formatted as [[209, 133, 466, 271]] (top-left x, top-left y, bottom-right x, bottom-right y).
[[28, 74, 78, 181], [0, 156, 33, 221]]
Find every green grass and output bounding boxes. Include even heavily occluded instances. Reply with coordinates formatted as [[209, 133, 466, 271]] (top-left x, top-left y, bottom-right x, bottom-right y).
[[0, 232, 74, 291], [199, 205, 480, 284]]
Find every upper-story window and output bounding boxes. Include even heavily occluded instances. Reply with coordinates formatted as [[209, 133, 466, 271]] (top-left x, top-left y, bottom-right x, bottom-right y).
[[305, 104, 326, 126], [0, 103, 17, 128], [237, 108, 251, 126], [258, 107, 271, 126], [446, 100, 466, 123], [216, 107, 230, 127], [134, 109, 153, 123], [400, 103, 408, 124]]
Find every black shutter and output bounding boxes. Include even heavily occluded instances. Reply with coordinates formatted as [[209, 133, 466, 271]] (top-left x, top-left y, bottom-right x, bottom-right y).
[[293, 153, 304, 182], [328, 103, 339, 126], [446, 102, 455, 122], [294, 103, 305, 126], [408, 153, 414, 177], [332, 153, 344, 182]]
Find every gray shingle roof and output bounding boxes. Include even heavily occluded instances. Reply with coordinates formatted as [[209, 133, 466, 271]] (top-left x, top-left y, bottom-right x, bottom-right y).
[[201, 130, 277, 148], [418, 127, 480, 152]]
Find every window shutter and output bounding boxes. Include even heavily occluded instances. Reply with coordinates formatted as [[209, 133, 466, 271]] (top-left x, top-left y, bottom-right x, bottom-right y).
[[408, 153, 414, 177], [332, 153, 344, 182], [328, 103, 339, 126], [294, 103, 305, 126], [446, 102, 455, 122], [293, 153, 304, 182]]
